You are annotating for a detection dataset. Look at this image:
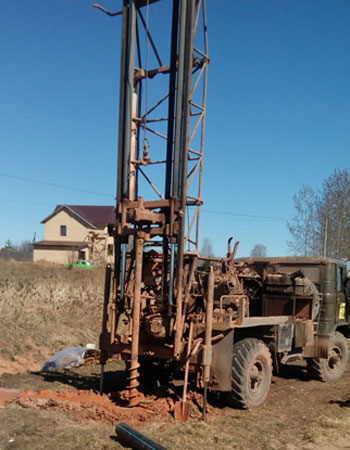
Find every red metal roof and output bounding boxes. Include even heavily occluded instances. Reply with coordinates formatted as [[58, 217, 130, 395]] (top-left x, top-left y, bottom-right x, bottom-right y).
[[42, 205, 115, 228]]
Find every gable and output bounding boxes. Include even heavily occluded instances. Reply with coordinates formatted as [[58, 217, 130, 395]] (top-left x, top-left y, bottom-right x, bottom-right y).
[[41, 205, 115, 229]]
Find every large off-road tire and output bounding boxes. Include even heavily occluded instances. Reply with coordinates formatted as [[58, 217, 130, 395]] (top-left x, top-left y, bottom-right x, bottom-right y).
[[226, 338, 273, 409], [307, 331, 349, 383]]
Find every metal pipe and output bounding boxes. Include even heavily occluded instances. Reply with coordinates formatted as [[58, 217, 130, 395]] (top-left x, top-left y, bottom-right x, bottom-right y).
[[174, 0, 195, 359], [182, 321, 194, 409], [120, 243, 127, 305], [127, 234, 144, 407], [323, 216, 328, 257], [172, 0, 187, 198], [116, 422, 166, 450], [102, 264, 112, 334], [122, 0, 137, 199], [117, 1, 128, 203], [101, 263, 111, 364], [168, 243, 176, 306], [203, 266, 214, 419], [165, 0, 179, 199]]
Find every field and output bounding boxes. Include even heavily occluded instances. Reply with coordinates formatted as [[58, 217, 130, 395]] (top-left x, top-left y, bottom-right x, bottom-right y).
[[1, 260, 350, 450]]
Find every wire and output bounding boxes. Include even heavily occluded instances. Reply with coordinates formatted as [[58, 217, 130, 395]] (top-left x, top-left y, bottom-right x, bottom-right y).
[[202, 209, 294, 222], [0, 172, 114, 198], [0, 197, 52, 206]]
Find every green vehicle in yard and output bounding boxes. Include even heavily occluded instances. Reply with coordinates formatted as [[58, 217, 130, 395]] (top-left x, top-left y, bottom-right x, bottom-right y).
[[65, 259, 97, 269]]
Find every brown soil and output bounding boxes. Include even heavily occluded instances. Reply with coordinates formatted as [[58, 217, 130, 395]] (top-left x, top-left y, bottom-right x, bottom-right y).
[[0, 388, 21, 406], [2, 363, 350, 449], [13, 389, 173, 427], [0, 349, 51, 376]]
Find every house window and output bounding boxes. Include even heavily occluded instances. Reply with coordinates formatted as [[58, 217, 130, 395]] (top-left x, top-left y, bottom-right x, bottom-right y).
[[60, 225, 67, 236], [107, 244, 113, 256]]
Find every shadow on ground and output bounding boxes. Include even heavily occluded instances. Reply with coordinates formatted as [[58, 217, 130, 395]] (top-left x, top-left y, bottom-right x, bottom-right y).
[[329, 399, 350, 408], [38, 366, 127, 393]]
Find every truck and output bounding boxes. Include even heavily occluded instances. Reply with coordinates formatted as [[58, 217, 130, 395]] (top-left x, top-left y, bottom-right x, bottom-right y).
[[96, 0, 350, 413]]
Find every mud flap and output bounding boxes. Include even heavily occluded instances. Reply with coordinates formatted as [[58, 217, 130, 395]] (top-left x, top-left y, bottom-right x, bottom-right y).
[[295, 320, 329, 358], [210, 330, 234, 391], [302, 336, 330, 358]]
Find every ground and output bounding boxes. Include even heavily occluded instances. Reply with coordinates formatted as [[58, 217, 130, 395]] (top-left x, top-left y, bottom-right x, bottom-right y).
[[1, 360, 350, 450], [1, 260, 350, 449]]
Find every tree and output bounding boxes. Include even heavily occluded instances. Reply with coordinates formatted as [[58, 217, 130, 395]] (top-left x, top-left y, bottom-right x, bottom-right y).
[[318, 170, 350, 259], [201, 238, 214, 258], [4, 239, 14, 250], [287, 184, 321, 256], [287, 170, 350, 259], [0, 239, 33, 261], [199, 238, 214, 270], [250, 244, 267, 257]]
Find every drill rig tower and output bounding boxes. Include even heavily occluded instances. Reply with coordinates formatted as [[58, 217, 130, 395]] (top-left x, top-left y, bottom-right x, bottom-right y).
[[99, 0, 210, 407]]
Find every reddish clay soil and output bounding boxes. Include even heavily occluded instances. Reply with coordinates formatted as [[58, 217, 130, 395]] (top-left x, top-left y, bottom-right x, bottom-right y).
[[11, 389, 174, 426], [5, 387, 216, 427], [0, 388, 21, 406]]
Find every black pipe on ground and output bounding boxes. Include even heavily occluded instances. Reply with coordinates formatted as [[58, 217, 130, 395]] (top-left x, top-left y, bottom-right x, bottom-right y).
[[115, 422, 167, 450]]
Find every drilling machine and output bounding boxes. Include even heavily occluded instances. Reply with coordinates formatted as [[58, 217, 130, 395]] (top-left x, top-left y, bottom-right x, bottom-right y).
[[97, 0, 349, 415], [98, 0, 213, 412]]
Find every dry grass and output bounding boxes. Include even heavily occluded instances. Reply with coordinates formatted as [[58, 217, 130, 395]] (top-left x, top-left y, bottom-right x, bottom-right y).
[[0, 260, 105, 370], [0, 405, 117, 450], [2, 260, 350, 449]]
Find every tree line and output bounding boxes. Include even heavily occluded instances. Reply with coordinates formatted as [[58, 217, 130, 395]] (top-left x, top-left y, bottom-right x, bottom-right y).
[[0, 239, 33, 261], [287, 169, 350, 259]]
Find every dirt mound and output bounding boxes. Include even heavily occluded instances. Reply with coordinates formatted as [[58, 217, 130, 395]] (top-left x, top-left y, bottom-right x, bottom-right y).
[[7, 386, 216, 426], [14, 389, 174, 426]]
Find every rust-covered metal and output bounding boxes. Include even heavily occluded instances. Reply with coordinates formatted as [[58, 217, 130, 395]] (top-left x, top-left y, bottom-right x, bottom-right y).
[[96, 0, 348, 414]]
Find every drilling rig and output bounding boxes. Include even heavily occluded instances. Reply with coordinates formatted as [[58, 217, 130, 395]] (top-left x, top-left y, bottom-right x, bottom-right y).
[[98, 0, 350, 415], [98, 0, 212, 410]]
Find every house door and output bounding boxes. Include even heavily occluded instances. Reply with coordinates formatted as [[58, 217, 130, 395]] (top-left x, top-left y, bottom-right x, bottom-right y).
[[79, 251, 86, 260]]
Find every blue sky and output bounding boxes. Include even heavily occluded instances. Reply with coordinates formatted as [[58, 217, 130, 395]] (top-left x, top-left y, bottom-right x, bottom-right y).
[[1, 0, 350, 257]]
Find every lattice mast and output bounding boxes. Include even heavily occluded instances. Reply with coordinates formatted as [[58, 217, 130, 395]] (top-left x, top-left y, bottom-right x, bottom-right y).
[[99, 0, 209, 406]]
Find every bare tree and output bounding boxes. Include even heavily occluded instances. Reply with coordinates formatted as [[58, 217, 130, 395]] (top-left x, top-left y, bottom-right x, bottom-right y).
[[201, 237, 214, 257], [288, 170, 350, 259], [250, 244, 267, 257], [199, 238, 214, 270], [0, 240, 33, 261], [287, 184, 321, 256], [318, 170, 350, 259]]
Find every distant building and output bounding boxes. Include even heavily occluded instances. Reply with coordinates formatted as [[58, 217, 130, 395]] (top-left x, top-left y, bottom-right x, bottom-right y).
[[33, 205, 115, 265]]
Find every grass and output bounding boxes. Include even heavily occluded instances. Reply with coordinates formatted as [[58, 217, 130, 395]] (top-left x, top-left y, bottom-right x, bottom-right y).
[[2, 260, 350, 449], [0, 260, 105, 366], [0, 406, 117, 450], [1, 363, 350, 450]]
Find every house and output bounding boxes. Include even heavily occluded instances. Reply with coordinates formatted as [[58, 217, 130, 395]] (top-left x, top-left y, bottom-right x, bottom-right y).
[[33, 205, 115, 265]]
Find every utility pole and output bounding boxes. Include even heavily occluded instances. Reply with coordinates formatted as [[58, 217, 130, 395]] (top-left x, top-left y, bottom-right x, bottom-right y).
[[323, 216, 328, 257]]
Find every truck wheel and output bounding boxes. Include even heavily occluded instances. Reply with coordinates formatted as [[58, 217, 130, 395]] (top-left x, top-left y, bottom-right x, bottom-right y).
[[307, 331, 349, 383], [226, 338, 273, 409]]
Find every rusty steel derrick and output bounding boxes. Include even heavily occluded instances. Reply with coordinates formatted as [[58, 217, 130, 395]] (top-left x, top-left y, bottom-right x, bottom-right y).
[[94, 0, 348, 416], [98, 0, 210, 406]]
